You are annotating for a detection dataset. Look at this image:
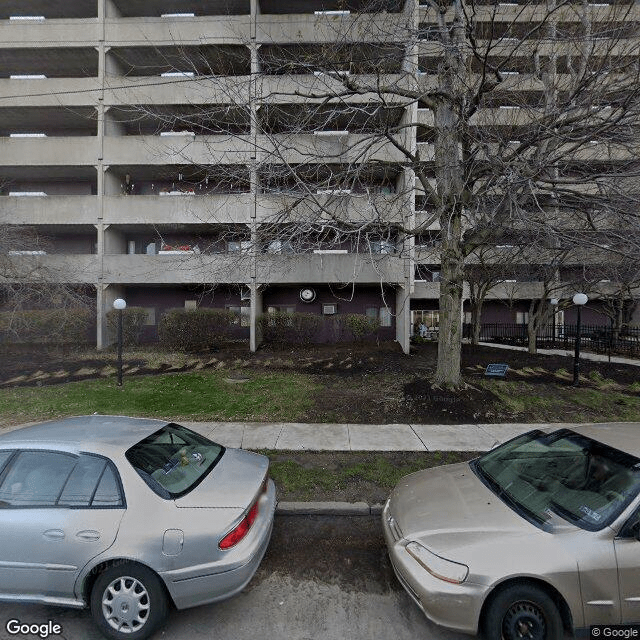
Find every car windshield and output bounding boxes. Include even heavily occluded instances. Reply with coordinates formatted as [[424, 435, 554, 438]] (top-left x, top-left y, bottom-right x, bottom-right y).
[[473, 429, 640, 531], [125, 423, 224, 498]]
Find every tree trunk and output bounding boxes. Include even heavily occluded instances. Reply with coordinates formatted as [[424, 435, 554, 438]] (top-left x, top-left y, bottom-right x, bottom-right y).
[[471, 299, 483, 345], [435, 248, 464, 386], [527, 300, 538, 355]]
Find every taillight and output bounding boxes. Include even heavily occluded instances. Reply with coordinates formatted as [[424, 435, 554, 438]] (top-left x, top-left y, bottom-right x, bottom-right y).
[[219, 501, 259, 550]]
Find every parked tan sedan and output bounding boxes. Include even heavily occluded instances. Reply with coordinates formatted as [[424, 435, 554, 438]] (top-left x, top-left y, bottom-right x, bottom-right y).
[[383, 424, 640, 639]]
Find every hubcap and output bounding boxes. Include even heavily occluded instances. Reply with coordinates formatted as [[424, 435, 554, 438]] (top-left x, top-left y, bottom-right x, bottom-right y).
[[102, 576, 150, 634], [502, 601, 546, 640]]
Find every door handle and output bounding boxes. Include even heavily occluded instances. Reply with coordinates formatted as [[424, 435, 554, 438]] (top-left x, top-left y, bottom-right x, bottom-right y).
[[43, 529, 65, 540], [76, 530, 100, 541]]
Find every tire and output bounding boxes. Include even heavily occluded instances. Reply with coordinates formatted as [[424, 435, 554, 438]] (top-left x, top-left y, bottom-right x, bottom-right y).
[[482, 584, 564, 640], [90, 562, 168, 640]]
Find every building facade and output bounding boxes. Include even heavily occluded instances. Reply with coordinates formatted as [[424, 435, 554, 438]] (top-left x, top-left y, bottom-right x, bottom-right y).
[[1, 0, 638, 350]]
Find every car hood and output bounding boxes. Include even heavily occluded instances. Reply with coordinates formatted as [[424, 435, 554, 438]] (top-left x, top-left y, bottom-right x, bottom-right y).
[[389, 462, 545, 559], [174, 448, 269, 509]]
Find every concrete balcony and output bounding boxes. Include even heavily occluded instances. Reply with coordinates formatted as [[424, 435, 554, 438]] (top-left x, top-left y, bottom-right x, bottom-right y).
[[486, 281, 546, 299], [103, 135, 253, 165], [412, 281, 440, 299], [102, 254, 251, 284], [257, 74, 410, 104], [0, 137, 98, 166], [259, 133, 406, 164], [0, 78, 101, 107], [0, 195, 98, 225], [255, 13, 405, 44], [256, 253, 406, 284], [257, 192, 406, 224], [1, 254, 100, 283], [0, 18, 98, 46], [104, 16, 249, 45], [102, 76, 250, 106], [104, 194, 254, 224]]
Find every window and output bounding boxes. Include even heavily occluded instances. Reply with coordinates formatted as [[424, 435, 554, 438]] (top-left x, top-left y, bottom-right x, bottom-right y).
[[366, 307, 392, 327], [464, 311, 472, 324], [266, 240, 293, 254], [516, 311, 529, 324], [59, 455, 123, 507], [0, 451, 123, 508], [227, 240, 252, 253], [370, 240, 395, 255], [379, 307, 392, 327], [142, 307, 156, 325], [227, 305, 250, 327], [126, 423, 224, 499], [184, 300, 197, 310]]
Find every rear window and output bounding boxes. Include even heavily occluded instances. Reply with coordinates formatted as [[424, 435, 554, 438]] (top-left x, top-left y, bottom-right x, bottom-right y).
[[125, 423, 224, 499]]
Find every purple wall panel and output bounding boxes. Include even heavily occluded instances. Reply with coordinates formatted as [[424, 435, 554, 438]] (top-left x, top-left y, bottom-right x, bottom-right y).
[[261, 285, 396, 342]]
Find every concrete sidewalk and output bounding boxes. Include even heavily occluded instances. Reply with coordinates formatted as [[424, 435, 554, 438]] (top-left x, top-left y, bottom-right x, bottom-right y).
[[180, 420, 582, 452], [477, 341, 640, 367]]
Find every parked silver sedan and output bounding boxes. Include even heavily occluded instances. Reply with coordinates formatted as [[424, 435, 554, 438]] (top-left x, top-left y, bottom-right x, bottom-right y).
[[383, 423, 640, 639], [0, 415, 276, 640]]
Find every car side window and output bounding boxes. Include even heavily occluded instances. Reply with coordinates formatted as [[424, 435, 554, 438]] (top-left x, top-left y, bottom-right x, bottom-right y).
[[0, 451, 77, 507], [58, 454, 124, 508], [0, 451, 124, 508], [92, 464, 123, 507]]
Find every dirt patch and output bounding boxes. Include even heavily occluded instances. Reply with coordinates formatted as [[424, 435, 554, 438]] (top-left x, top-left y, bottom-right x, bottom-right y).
[[1, 341, 639, 425]]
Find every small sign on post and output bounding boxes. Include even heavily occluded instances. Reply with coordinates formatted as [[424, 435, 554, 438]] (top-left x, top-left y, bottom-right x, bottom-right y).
[[485, 363, 509, 378]]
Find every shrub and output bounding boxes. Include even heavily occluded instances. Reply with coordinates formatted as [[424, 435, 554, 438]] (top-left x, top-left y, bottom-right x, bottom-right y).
[[258, 312, 324, 344], [106, 307, 149, 347], [343, 313, 380, 341], [0, 308, 93, 344], [159, 308, 236, 351]]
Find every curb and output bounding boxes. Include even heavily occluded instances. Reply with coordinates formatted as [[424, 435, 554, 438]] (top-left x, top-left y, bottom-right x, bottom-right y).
[[276, 501, 385, 516]]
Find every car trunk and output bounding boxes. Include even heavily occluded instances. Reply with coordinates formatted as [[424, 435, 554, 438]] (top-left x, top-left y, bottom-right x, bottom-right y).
[[173, 448, 268, 509]]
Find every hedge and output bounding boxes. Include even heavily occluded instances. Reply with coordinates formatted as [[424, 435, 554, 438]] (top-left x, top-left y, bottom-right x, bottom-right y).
[[106, 307, 149, 347], [258, 312, 381, 344], [158, 308, 237, 350], [0, 308, 94, 344]]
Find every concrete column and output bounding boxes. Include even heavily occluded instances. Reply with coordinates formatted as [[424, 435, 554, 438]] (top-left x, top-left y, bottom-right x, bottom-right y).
[[250, 283, 263, 351], [97, 283, 126, 348], [104, 226, 126, 254], [104, 0, 122, 19], [396, 285, 411, 354]]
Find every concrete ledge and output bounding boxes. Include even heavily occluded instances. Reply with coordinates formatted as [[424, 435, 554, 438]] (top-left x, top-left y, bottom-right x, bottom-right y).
[[276, 501, 373, 516]]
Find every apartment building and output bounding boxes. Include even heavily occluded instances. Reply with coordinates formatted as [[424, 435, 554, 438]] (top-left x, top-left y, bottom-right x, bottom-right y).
[[1, 0, 638, 350]]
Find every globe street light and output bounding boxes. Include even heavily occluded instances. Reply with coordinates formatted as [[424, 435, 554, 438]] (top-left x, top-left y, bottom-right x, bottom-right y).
[[572, 293, 588, 386], [113, 298, 126, 386]]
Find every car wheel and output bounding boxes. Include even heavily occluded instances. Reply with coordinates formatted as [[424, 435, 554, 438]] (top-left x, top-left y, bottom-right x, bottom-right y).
[[90, 562, 168, 640], [482, 584, 564, 640]]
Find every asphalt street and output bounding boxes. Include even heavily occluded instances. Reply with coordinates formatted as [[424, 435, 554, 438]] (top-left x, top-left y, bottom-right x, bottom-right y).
[[0, 515, 467, 640]]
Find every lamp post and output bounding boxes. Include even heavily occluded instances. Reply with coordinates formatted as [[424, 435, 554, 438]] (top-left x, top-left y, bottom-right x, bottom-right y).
[[113, 298, 126, 386], [572, 293, 588, 386], [550, 298, 559, 347]]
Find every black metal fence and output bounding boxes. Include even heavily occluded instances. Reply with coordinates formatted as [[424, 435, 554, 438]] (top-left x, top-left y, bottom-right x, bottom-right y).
[[463, 323, 640, 358]]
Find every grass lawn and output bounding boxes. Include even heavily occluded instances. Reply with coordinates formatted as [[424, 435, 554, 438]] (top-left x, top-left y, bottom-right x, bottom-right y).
[[261, 451, 479, 502], [0, 370, 319, 428]]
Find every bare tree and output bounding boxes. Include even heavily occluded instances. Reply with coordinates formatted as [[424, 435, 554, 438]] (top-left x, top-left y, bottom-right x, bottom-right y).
[[113, 0, 640, 385], [0, 224, 92, 341]]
